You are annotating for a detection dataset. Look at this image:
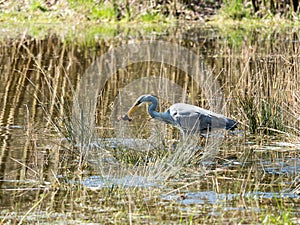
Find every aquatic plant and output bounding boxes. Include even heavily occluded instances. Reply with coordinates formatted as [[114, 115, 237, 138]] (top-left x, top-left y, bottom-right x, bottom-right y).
[[0, 28, 299, 224]]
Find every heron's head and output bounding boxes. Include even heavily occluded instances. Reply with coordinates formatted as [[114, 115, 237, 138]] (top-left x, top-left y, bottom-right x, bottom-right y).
[[127, 94, 155, 115], [119, 94, 157, 121], [134, 94, 156, 105]]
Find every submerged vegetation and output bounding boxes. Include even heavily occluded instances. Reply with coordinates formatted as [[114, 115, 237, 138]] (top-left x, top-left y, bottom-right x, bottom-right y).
[[0, 0, 299, 224], [0, 28, 299, 223]]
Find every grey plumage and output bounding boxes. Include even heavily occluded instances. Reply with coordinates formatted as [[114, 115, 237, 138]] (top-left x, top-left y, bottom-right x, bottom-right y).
[[121, 94, 238, 137]]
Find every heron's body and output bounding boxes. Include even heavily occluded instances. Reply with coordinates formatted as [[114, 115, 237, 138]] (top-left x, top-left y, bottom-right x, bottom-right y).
[[121, 94, 238, 137]]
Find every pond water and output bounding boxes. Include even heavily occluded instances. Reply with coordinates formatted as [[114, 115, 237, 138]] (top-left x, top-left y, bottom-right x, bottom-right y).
[[0, 25, 299, 224]]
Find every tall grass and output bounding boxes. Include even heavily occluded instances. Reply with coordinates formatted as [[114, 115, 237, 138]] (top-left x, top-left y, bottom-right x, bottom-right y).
[[1, 28, 299, 182], [0, 29, 299, 224], [214, 31, 300, 137]]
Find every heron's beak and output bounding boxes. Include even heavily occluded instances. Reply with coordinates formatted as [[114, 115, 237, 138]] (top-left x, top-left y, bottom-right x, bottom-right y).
[[119, 101, 141, 121], [127, 101, 142, 117]]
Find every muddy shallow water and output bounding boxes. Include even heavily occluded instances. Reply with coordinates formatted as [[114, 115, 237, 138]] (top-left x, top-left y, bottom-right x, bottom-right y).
[[0, 25, 299, 224]]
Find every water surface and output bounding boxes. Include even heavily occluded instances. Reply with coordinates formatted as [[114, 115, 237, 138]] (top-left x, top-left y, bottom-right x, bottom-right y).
[[0, 25, 299, 224]]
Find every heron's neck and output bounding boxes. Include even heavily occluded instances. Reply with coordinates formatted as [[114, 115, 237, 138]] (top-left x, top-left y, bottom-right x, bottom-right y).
[[147, 99, 160, 118], [148, 101, 173, 123]]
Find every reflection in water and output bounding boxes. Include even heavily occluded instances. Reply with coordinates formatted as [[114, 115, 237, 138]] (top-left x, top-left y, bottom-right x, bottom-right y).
[[0, 27, 299, 223], [82, 175, 159, 189], [162, 190, 300, 205]]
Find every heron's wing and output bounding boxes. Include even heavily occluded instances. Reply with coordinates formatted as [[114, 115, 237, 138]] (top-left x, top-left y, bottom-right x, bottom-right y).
[[169, 103, 227, 133]]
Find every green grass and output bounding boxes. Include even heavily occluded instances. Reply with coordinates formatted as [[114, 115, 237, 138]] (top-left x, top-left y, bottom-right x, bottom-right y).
[[261, 207, 295, 225], [0, 0, 300, 46], [29, 0, 48, 12], [138, 12, 168, 23], [220, 0, 251, 19], [91, 4, 116, 21], [0, 0, 175, 45]]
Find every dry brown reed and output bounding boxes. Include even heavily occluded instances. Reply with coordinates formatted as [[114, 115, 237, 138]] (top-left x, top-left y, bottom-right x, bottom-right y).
[[215, 30, 300, 137], [0, 28, 299, 185], [1, 25, 300, 225]]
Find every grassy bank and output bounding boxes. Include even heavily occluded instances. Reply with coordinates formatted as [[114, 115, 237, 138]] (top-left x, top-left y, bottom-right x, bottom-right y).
[[1, 0, 300, 42], [0, 0, 174, 42]]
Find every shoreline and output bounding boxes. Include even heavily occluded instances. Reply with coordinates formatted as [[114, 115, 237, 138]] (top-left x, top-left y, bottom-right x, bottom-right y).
[[0, 1, 299, 42]]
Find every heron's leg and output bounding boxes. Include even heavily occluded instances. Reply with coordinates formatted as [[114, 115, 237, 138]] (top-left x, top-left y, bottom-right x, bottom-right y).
[[182, 131, 187, 141]]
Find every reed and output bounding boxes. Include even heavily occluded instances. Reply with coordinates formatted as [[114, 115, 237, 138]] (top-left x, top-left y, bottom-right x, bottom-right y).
[[0, 29, 299, 224], [215, 30, 300, 136]]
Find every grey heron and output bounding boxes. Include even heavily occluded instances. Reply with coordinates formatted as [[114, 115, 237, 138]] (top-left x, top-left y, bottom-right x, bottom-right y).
[[120, 94, 238, 137]]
